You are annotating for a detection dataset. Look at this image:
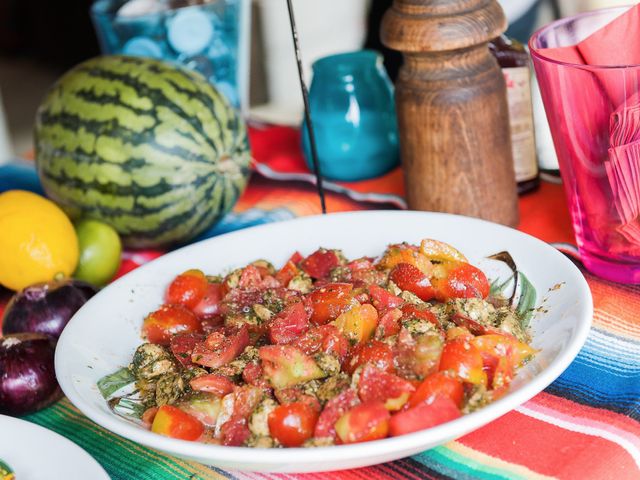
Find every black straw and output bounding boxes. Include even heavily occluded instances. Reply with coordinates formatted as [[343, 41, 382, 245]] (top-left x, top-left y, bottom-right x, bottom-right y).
[[285, 0, 327, 214]]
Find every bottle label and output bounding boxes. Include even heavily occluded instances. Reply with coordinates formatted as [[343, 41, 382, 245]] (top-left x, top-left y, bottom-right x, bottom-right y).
[[503, 67, 538, 182]]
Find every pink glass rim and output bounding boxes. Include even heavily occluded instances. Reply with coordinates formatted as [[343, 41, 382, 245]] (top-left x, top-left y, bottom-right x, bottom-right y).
[[529, 5, 640, 70]]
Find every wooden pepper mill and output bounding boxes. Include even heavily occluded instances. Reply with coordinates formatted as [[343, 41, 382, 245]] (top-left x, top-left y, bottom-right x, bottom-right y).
[[381, 0, 519, 226]]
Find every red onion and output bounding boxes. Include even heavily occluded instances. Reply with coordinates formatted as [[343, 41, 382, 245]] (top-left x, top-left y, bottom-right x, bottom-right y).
[[2, 279, 98, 339], [0, 333, 61, 415]]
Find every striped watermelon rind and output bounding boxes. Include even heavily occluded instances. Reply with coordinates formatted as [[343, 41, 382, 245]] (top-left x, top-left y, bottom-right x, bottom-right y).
[[34, 55, 251, 248]]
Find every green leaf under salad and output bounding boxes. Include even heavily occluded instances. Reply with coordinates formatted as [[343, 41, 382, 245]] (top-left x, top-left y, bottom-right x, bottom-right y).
[[97, 367, 135, 399]]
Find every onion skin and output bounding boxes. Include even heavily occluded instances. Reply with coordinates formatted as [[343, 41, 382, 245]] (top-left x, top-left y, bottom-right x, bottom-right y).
[[0, 333, 62, 416], [2, 279, 98, 339]]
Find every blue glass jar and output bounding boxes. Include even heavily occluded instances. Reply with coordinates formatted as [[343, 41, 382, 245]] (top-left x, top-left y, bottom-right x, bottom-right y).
[[302, 50, 399, 182]]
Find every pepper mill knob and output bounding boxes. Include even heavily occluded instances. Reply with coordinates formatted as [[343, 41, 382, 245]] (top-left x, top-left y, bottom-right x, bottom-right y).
[[381, 0, 519, 227]]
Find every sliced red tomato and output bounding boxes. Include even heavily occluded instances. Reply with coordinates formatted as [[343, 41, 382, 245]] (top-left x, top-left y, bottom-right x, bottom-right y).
[[344, 340, 395, 375], [375, 308, 403, 339], [275, 260, 300, 287], [191, 325, 249, 369], [408, 372, 464, 408], [334, 401, 390, 444], [314, 389, 360, 439], [232, 385, 266, 418], [334, 303, 379, 344], [238, 264, 263, 289], [401, 303, 439, 327], [293, 324, 349, 362], [357, 365, 416, 411], [472, 334, 537, 368], [368, 285, 404, 312], [300, 249, 341, 279], [220, 415, 251, 446], [390, 263, 436, 301], [190, 373, 235, 396], [388, 395, 461, 436], [394, 328, 444, 379], [268, 402, 319, 447], [192, 282, 224, 319], [432, 262, 490, 301], [259, 345, 325, 389], [142, 304, 202, 345], [165, 269, 208, 310], [439, 338, 486, 385], [307, 283, 355, 325], [170, 333, 205, 367], [151, 405, 204, 441], [269, 301, 310, 344], [241, 361, 266, 387]]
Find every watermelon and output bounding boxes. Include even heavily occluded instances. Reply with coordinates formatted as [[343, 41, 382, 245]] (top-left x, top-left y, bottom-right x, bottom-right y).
[[34, 55, 251, 248]]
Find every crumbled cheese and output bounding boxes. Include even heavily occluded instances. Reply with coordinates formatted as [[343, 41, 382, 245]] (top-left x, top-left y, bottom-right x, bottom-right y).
[[249, 397, 278, 437], [314, 353, 341, 376], [253, 303, 274, 322]]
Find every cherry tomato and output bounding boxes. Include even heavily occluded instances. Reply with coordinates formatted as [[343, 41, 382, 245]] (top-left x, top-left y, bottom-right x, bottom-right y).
[[269, 301, 310, 344], [408, 372, 464, 408], [242, 361, 266, 387], [300, 249, 341, 279], [472, 334, 537, 368], [419, 238, 468, 263], [344, 340, 395, 375], [151, 405, 204, 441], [238, 264, 263, 289], [192, 282, 224, 319], [401, 303, 439, 327], [165, 269, 208, 309], [368, 285, 404, 312], [190, 373, 235, 396], [191, 325, 250, 368], [439, 339, 486, 385], [220, 415, 251, 446], [334, 402, 390, 444], [268, 402, 319, 447], [293, 324, 349, 363], [307, 283, 355, 325], [275, 260, 300, 287], [432, 262, 490, 301], [314, 389, 360, 439], [357, 365, 416, 411], [142, 304, 201, 345], [170, 332, 205, 367], [334, 303, 379, 344], [388, 395, 461, 436], [375, 307, 403, 339], [274, 388, 322, 413], [389, 263, 436, 301]]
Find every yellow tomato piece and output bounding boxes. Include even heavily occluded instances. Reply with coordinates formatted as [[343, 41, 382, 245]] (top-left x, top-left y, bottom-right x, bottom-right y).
[[334, 303, 379, 344], [378, 244, 433, 275], [420, 238, 468, 263]]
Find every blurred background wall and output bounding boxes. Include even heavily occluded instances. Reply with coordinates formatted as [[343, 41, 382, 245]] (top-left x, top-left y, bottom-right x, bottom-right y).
[[0, 0, 630, 159]]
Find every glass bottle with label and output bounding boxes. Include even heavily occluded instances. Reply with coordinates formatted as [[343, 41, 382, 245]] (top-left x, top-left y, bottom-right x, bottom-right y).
[[490, 35, 540, 194]]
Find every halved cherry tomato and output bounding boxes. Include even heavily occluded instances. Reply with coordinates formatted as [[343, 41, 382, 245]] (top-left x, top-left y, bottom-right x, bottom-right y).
[[242, 361, 269, 388], [368, 285, 404, 312], [357, 365, 416, 411], [300, 249, 341, 279], [334, 402, 390, 444], [472, 334, 537, 368], [269, 301, 310, 344], [375, 308, 403, 339], [142, 304, 201, 345], [268, 402, 319, 447], [419, 238, 468, 263], [378, 244, 433, 275], [170, 333, 205, 367], [238, 264, 263, 289], [151, 405, 204, 441], [432, 262, 490, 301], [307, 283, 355, 325], [344, 340, 395, 375], [190, 373, 235, 396], [274, 388, 321, 413], [334, 303, 379, 344], [390, 263, 436, 301], [293, 324, 349, 363], [314, 389, 360, 439], [439, 339, 486, 385], [165, 269, 208, 309], [388, 395, 461, 436], [408, 372, 464, 408], [192, 282, 224, 319], [220, 415, 251, 446], [401, 303, 439, 327], [275, 260, 300, 287], [191, 325, 249, 368], [259, 345, 325, 388]]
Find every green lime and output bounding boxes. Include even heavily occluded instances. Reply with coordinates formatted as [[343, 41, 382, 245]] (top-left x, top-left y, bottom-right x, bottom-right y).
[[73, 219, 122, 287]]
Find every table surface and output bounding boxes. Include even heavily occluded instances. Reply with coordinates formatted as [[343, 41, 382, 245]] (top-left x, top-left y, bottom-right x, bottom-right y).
[[3, 126, 640, 480]]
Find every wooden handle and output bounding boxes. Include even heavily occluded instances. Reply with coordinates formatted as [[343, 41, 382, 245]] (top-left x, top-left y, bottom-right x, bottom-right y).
[[382, 0, 519, 227]]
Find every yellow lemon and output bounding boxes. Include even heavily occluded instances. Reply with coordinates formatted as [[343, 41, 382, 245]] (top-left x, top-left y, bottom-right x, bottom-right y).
[[0, 190, 79, 291]]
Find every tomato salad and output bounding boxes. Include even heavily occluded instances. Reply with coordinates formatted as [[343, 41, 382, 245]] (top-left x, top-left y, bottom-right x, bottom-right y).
[[120, 239, 536, 447]]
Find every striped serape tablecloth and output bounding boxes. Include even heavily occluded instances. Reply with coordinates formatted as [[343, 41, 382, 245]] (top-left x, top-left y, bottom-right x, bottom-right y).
[[3, 126, 639, 479]]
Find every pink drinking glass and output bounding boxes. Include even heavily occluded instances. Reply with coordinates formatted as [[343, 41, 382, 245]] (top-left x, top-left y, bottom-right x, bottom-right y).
[[530, 7, 640, 283]]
